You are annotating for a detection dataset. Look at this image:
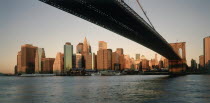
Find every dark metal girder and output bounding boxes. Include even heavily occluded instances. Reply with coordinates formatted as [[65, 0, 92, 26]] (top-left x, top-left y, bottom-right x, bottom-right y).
[[39, 0, 181, 60]]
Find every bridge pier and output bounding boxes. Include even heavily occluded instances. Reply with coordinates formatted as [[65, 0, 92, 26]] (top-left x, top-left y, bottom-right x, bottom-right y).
[[169, 60, 186, 75]]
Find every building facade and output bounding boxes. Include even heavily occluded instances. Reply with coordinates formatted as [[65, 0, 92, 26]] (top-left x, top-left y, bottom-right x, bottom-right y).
[[21, 44, 37, 74], [204, 37, 210, 69], [35, 48, 45, 73], [64, 42, 73, 73], [41, 58, 55, 74], [199, 55, 204, 69], [53, 52, 64, 74]]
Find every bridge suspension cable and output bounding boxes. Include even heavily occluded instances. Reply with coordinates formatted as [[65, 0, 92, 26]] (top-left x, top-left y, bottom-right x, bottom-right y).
[[136, 0, 156, 31]]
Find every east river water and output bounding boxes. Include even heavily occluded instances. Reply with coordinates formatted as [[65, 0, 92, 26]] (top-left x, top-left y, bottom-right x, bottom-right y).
[[0, 75, 210, 103]]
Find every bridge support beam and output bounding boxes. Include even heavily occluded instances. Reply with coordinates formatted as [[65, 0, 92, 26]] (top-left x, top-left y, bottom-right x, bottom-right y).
[[169, 60, 186, 75]]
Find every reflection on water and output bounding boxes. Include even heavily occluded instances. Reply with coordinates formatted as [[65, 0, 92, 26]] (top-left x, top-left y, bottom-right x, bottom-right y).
[[0, 75, 210, 103]]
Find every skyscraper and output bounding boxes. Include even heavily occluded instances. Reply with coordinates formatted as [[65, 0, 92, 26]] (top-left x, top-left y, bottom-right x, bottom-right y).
[[76, 43, 83, 53], [21, 44, 37, 74], [35, 48, 45, 73], [53, 52, 64, 74], [64, 42, 73, 73], [17, 51, 22, 74], [41, 58, 55, 74], [124, 55, 131, 69], [199, 55, 204, 69], [76, 53, 82, 68], [191, 59, 197, 70], [83, 37, 89, 53], [204, 36, 210, 69], [104, 49, 112, 70], [97, 50, 104, 70], [112, 52, 119, 70], [98, 41, 107, 50], [136, 54, 140, 60], [86, 53, 96, 70]]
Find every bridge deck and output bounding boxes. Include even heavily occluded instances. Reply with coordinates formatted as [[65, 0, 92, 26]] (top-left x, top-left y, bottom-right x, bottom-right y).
[[40, 0, 181, 60]]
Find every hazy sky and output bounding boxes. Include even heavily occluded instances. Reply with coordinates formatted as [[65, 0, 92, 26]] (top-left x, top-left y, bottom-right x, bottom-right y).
[[0, 0, 210, 73]]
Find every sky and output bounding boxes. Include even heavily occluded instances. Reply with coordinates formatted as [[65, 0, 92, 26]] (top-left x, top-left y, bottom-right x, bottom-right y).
[[0, 0, 210, 73]]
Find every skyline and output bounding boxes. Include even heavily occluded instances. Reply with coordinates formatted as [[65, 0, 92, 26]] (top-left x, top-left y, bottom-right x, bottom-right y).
[[1, 0, 210, 73]]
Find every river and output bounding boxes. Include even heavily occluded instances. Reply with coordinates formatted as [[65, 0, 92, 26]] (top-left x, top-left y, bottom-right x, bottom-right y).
[[0, 75, 210, 103]]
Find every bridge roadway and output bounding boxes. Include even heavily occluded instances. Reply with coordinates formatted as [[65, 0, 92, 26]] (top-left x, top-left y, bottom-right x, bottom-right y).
[[40, 0, 181, 60]]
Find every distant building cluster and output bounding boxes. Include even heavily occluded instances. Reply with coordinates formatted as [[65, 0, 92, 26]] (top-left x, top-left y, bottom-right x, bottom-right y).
[[197, 36, 210, 70], [14, 37, 169, 75]]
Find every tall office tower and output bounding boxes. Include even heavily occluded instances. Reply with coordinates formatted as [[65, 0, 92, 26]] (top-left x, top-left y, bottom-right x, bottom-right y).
[[191, 59, 197, 70], [88, 42, 92, 53], [72, 54, 76, 68], [135, 60, 141, 70], [98, 41, 107, 50], [17, 51, 22, 74], [204, 36, 210, 69], [14, 65, 18, 75], [41, 58, 55, 74], [104, 49, 112, 70], [76, 53, 83, 68], [64, 42, 73, 73], [76, 43, 83, 53], [116, 48, 123, 55], [130, 58, 135, 70], [136, 54, 140, 60], [112, 52, 120, 70], [199, 55, 204, 69], [119, 54, 124, 70], [86, 53, 96, 70], [53, 52, 64, 74], [97, 50, 104, 70], [83, 37, 89, 53], [141, 59, 149, 71], [35, 48, 45, 73], [124, 55, 131, 69], [21, 44, 37, 74], [155, 54, 158, 65]]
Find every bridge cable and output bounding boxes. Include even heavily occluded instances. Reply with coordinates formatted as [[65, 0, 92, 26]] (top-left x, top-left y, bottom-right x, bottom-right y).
[[136, 0, 156, 31]]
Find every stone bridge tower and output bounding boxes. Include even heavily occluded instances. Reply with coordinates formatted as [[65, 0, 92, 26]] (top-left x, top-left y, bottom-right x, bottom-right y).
[[169, 42, 187, 74]]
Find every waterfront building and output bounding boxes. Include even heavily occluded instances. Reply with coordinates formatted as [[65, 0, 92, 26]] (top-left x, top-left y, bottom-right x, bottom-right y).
[[98, 41, 107, 50], [97, 49, 112, 70], [199, 55, 204, 69], [119, 54, 124, 70], [191, 59, 197, 70], [41, 58, 55, 74], [35, 48, 45, 73], [124, 55, 131, 69], [86, 53, 96, 70], [141, 55, 149, 71], [53, 52, 64, 74], [76, 53, 83, 68], [21, 44, 37, 74], [97, 49, 104, 70], [204, 36, 210, 69], [104, 49, 112, 70], [112, 52, 120, 70], [64, 42, 73, 73], [76, 43, 83, 54], [17, 51, 22, 73]]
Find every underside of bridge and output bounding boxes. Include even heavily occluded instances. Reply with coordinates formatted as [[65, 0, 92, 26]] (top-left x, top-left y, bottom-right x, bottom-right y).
[[40, 0, 187, 74]]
